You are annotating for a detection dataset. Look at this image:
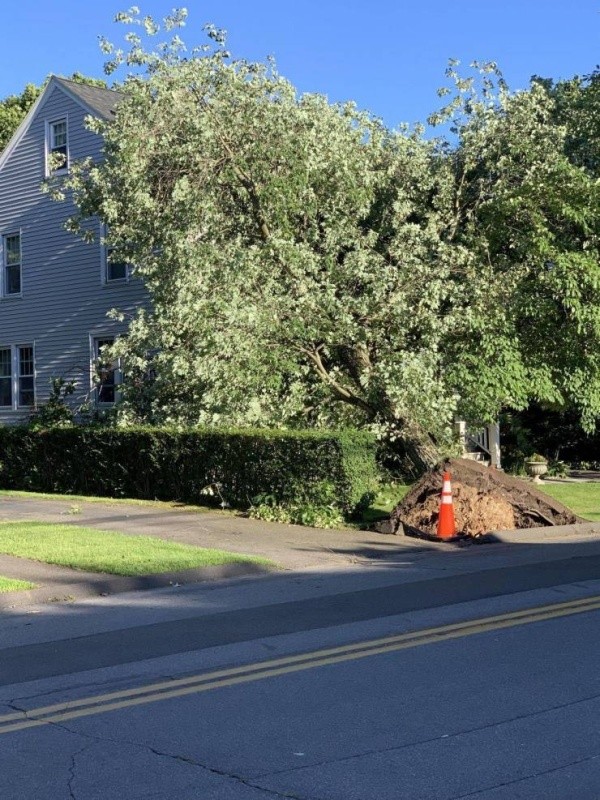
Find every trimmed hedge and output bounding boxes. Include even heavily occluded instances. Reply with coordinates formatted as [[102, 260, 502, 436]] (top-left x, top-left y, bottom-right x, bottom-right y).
[[0, 426, 379, 517]]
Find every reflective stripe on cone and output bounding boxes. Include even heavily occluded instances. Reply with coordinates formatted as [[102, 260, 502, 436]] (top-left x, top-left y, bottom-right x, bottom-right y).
[[437, 470, 456, 539]]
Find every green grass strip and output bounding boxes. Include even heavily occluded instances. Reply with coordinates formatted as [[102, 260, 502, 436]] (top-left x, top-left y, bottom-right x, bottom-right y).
[[538, 483, 600, 522], [0, 522, 274, 577], [0, 489, 227, 514], [0, 576, 36, 593]]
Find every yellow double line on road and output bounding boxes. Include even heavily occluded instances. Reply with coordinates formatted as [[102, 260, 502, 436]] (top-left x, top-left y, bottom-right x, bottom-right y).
[[2, 593, 600, 735]]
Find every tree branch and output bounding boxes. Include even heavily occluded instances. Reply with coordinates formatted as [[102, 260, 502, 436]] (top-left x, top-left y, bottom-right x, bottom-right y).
[[193, 91, 272, 243], [299, 345, 375, 417]]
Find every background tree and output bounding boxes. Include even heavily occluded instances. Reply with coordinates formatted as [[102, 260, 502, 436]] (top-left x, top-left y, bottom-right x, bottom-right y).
[[0, 83, 41, 152], [61, 10, 600, 474], [436, 64, 600, 433], [534, 68, 600, 175]]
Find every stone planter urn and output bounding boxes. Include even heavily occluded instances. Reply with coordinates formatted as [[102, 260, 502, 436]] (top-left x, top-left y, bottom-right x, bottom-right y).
[[525, 459, 548, 483]]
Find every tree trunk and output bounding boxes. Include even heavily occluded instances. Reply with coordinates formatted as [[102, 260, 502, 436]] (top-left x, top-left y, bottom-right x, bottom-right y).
[[384, 419, 442, 479], [401, 430, 441, 476]]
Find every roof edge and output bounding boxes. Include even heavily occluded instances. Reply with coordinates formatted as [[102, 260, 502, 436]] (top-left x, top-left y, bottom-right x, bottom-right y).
[[0, 76, 114, 175], [52, 76, 120, 121], [0, 78, 57, 174]]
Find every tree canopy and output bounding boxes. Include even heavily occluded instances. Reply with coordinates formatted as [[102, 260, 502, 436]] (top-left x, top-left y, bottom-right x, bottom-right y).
[[60, 9, 600, 471]]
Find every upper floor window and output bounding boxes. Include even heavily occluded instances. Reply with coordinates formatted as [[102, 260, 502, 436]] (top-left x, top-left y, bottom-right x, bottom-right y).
[[47, 118, 68, 174], [103, 225, 130, 283], [3, 233, 21, 296], [105, 246, 129, 283], [0, 344, 34, 409]]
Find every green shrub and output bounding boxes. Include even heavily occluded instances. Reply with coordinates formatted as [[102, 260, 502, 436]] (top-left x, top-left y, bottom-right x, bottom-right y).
[[28, 378, 76, 430], [0, 426, 378, 518], [547, 459, 569, 478], [248, 494, 345, 529]]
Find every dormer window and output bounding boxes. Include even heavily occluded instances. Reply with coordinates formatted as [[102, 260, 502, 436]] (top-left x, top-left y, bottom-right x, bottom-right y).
[[47, 118, 68, 173]]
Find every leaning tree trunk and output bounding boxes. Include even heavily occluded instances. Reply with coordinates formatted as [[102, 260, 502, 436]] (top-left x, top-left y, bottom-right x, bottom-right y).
[[384, 419, 442, 479], [402, 429, 441, 476]]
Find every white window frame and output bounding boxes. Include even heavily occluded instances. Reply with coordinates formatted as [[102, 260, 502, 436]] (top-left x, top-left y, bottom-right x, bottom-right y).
[[101, 225, 130, 285], [0, 346, 12, 408], [2, 231, 22, 297], [91, 335, 121, 406], [45, 117, 69, 176], [0, 343, 35, 410]]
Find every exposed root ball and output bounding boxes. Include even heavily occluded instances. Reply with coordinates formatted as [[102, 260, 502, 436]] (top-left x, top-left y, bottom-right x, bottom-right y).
[[387, 458, 581, 536]]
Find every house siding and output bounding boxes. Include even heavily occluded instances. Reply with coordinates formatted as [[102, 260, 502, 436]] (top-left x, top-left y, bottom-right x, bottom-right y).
[[0, 83, 149, 424]]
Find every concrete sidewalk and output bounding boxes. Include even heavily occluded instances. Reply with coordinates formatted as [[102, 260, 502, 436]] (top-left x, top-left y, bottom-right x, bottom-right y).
[[1, 493, 600, 607]]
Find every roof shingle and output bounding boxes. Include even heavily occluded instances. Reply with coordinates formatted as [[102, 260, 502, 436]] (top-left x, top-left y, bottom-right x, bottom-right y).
[[53, 77, 123, 120]]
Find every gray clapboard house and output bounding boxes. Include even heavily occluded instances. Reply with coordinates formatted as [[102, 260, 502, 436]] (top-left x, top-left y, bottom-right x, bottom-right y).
[[0, 76, 147, 424]]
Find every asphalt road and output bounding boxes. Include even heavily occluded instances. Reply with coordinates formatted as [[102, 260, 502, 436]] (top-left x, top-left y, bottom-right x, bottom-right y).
[[1, 558, 600, 799]]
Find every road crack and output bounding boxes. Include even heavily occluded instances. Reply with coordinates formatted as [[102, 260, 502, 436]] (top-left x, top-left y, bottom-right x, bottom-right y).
[[4, 702, 92, 800], [252, 689, 600, 779], [67, 741, 92, 800], [449, 751, 600, 798], [139, 742, 324, 800], [29, 720, 324, 800]]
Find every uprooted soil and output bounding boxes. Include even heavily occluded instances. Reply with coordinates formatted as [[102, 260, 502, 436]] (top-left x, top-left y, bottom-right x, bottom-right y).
[[385, 458, 582, 537]]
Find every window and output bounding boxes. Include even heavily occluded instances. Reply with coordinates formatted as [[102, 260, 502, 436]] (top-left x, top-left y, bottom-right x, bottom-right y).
[[93, 337, 118, 404], [18, 346, 34, 407], [3, 233, 21, 295], [0, 345, 34, 409], [0, 348, 11, 406], [47, 119, 68, 173], [105, 246, 128, 283], [103, 224, 130, 283]]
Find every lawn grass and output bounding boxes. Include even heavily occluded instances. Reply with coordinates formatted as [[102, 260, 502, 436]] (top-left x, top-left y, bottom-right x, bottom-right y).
[[359, 483, 411, 525], [0, 576, 36, 593], [0, 522, 274, 576], [538, 483, 600, 523], [0, 489, 232, 515]]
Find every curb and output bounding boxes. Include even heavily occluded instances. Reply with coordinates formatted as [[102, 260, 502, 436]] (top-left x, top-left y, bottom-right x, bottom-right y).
[[0, 561, 279, 610], [399, 524, 467, 547], [397, 521, 600, 547], [481, 522, 600, 544]]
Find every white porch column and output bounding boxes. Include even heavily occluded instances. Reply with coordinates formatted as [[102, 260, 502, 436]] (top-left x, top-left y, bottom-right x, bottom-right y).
[[455, 420, 467, 455], [489, 421, 501, 469]]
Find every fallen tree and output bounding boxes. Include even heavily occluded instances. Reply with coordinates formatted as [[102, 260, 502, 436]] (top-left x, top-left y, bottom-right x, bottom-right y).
[[57, 11, 600, 477]]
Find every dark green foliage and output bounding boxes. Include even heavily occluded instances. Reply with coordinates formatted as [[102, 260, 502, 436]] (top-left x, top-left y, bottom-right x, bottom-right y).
[[0, 426, 378, 517], [28, 378, 76, 430], [500, 404, 600, 470]]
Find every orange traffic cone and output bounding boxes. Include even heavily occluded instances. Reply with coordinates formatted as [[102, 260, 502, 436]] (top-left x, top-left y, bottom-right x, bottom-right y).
[[437, 471, 456, 540]]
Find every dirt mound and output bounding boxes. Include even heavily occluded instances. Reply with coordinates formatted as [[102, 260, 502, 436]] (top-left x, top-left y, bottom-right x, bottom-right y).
[[386, 458, 582, 537]]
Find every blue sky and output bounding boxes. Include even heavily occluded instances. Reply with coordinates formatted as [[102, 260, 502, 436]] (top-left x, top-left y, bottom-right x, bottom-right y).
[[2, 1, 599, 127]]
